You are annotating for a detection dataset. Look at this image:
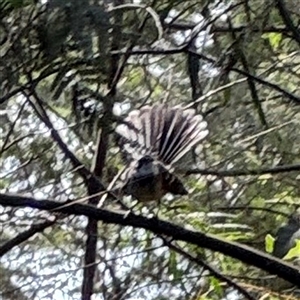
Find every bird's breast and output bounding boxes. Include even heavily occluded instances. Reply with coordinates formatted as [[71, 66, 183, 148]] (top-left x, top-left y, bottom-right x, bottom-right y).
[[125, 173, 165, 202]]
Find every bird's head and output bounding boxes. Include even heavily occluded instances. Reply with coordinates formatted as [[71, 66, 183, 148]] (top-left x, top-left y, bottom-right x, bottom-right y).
[[137, 155, 154, 169]]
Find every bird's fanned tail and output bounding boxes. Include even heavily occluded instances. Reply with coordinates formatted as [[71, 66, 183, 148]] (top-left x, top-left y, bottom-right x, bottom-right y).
[[116, 104, 208, 167]]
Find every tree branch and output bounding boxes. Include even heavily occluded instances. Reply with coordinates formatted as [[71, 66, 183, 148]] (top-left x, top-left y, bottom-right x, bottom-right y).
[[110, 47, 300, 105], [163, 239, 255, 300], [228, 18, 268, 128], [166, 23, 291, 34], [1, 193, 300, 287], [23, 90, 106, 193], [276, 0, 300, 45], [187, 162, 300, 177], [0, 219, 56, 257], [82, 0, 125, 296]]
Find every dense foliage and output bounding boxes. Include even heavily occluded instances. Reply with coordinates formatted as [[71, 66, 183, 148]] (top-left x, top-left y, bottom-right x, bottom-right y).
[[1, 0, 300, 299]]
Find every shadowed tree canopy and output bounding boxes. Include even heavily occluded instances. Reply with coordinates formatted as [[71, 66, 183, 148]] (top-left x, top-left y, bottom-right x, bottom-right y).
[[1, 0, 300, 299]]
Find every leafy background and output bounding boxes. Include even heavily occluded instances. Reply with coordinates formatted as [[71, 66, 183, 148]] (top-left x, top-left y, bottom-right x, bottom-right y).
[[1, 0, 300, 299]]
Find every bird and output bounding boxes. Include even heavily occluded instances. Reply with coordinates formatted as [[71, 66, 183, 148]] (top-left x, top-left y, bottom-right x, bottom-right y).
[[272, 212, 300, 259], [115, 103, 209, 202]]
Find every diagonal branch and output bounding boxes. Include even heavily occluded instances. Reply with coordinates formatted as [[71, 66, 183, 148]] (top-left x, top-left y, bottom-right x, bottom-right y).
[[22, 81, 113, 300], [165, 23, 291, 34], [22, 90, 106, 193], [0, 219, 56, 257], [188, 49, 300, 105], [110, 47, 300, 105], [228, 18, 268, 128], [1, 100, 28, 154], [163, 239, 255, 300], [276, 0, 300, 45], [187, 162, 300, 177], [1, 193, 300, 288]]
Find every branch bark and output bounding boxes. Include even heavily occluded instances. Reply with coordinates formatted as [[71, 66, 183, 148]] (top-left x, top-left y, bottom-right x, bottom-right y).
[[187, 162, 300, 177], [0, 219, 56, 257], [1, 193, 300, 288]]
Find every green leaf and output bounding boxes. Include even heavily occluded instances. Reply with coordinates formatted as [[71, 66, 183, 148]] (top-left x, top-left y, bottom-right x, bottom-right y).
[[209, 277, 223, 296], [265, 234, 275, 253], [284, 240, 300, 260], [223, 88, 231, 104], [168, 251, 179, 278], [262, 33, 282, 50]]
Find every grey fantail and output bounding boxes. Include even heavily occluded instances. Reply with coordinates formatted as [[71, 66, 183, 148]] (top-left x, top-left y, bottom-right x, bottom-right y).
[[115, 104, 208, 202]]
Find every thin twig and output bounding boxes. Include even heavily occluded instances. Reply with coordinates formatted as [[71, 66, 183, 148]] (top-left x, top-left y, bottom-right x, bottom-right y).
[[162, 238, 255, 300], [187, 162, 300, 177]]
